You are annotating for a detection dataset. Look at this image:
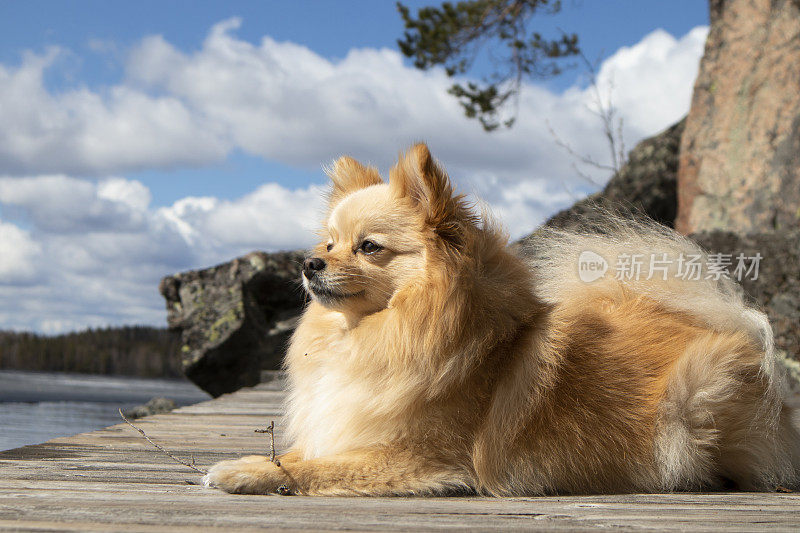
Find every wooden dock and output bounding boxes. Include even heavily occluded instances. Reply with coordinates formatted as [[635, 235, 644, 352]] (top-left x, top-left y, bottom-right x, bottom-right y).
[[1, 382, 799, 532]]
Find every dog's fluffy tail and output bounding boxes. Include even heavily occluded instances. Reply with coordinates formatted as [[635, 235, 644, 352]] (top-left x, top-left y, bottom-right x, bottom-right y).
[[522, 213, 777, 381]]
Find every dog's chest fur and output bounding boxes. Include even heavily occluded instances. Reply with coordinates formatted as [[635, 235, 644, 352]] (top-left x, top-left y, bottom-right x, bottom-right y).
[[285, 314, 405, 460]]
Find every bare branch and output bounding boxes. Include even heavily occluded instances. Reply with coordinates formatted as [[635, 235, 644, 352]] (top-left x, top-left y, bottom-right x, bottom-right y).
[[546, 119, 613, 184], [617, 115, 626, 173], [255, 419, 279, 466], [569, 161, 600, 188], [576, 48, 626, 175], [118, 408, 207, 475], [546, 43, 627, 186]]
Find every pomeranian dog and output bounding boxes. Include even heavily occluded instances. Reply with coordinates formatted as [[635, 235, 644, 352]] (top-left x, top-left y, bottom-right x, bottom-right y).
[[204, 143, 800, 496]]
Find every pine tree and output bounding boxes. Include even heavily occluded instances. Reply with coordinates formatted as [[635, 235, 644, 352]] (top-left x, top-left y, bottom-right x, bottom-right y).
[[397, 0, 579, 130]]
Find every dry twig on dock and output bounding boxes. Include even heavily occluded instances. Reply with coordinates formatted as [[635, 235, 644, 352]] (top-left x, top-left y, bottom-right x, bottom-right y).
[[118, 408, 208, 474], [255, 420, 279, 465]]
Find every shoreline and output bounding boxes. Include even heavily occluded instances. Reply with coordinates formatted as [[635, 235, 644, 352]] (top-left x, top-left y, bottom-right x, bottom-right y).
[[0, 369, 209, 404]]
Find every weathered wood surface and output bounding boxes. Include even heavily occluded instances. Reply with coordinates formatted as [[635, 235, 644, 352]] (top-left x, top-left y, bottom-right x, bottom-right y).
[[1, 384, 798, 532]]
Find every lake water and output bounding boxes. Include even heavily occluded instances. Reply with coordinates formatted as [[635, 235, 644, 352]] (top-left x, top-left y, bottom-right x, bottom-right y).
[[0, 370, 211, 451]]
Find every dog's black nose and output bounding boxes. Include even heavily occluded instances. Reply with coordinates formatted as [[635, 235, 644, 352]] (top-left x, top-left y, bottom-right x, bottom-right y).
[[303, 257, 326, 278]]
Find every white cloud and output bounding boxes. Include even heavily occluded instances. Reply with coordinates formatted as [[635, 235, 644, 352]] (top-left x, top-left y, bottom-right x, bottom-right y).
[[469, 178, 576, 238], [194, 183, 325, 252], [0, 220, 42, 283], [97, 178, 152, 211], [126, 19, 462, 168], [0, 49, 228, 176], [0, 176, 150, 233], [593, 26, 708, 135], [0, 21, 709, 332], [0, 175, 323, 332]]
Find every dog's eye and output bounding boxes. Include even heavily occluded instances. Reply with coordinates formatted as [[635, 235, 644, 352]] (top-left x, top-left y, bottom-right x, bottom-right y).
[[326, 243, 333, 252], [359, 240, 381, 254]]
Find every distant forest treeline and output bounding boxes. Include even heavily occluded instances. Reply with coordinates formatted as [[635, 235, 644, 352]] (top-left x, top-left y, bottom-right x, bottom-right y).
[[0, 326, 183, 378]]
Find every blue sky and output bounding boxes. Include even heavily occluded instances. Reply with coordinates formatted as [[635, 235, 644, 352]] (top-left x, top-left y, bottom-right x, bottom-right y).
[[0, 1, 709, 332], [1, 1, 708, 73]]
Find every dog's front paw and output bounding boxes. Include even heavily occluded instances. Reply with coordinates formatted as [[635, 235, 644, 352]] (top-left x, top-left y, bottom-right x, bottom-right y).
[[203, 455, 286, 494]]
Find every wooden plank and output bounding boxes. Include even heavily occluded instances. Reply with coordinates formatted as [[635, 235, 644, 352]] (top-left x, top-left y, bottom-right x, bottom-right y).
[[1, 385, 798, 532]]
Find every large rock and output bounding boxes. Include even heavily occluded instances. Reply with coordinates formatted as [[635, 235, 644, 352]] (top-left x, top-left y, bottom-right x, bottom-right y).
[[676, 0, 800, 234], [159, 251, 304, 397]]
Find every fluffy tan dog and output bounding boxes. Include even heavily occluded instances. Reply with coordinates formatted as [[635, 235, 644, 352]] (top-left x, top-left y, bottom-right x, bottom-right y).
[[204, 144, 800, 496]]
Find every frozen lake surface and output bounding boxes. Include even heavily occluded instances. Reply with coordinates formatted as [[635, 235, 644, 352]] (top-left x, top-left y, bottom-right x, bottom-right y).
[[0, 370, 210, 451]]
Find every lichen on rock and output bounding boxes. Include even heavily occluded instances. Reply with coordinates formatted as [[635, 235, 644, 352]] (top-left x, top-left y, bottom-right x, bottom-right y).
[[159, 250, 304, 397]]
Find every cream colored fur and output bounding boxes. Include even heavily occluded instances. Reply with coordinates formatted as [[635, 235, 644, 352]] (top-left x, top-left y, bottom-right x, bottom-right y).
[[204, 144, 800, 496], [527, 218, 800, 491]]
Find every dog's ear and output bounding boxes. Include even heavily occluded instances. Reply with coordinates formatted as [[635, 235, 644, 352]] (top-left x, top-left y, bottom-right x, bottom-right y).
[[390, 143, 471, 247], [325, 156, 382, 207]]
